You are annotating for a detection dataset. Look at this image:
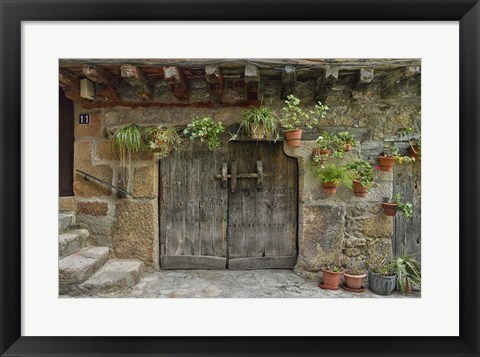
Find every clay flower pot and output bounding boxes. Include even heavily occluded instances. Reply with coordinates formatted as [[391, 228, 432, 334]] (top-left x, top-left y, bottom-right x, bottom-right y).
[[312, 148, 332, 157], [352, 180, 368, 198], [322, 182, 337, 196], [321, 268, 344, 290], [409, 144, 420, 161], [344, 272, 366, 290], [344, 144, 352, 151], [284, 129, 303, 148], [382, 202, 398, 216], [378, 156, 395, 172], [368, 270, 396, 295]]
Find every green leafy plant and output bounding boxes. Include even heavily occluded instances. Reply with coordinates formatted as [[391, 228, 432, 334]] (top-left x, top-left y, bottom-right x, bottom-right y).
[[398, 126, 421, 158], [324, 252, 345, 272], [346, 261, 366, 276], [381, 144, 416, 164], [367, 241, 395, 276], [183, 117, 225, 150], [391, 250, 421, 294], [384, 193, 414, 219], [346, 160, 375, 190], [313, 164, 353, 186], [143, 126, 182, 158], [239, 106, 279, 140], [279, 95, 329, 131], [337, 130, 358, 147], [314, 131, 345, 159], [113, 124, 143, 183]]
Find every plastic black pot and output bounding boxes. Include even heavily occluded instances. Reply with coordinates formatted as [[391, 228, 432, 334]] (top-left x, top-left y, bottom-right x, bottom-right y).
[[368, 270, 396, 295]]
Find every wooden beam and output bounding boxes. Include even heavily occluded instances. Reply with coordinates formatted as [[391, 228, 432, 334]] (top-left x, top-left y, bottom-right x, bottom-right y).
[[120, 64, 153, 101], [82, 64, 119, 101], [351, 68, 375, 100], [281, 65, 296, 99], [315, 67, 338, 102], [244, 64, 259, 101], [204, 65, 224, 102], [404, 66, 421, 78], [59, 69, 81, 101], [163, 66, 187, 100]]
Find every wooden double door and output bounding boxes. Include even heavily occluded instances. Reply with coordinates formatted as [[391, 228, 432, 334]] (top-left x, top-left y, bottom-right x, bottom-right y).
[[159, 141, 298, 270]]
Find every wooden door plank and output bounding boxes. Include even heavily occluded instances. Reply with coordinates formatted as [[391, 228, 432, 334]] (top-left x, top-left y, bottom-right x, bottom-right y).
[[228, 256, 297, 270], [161, 255, 226, 270], [186, 142, 200, 256], [212, 145, 229, 257]]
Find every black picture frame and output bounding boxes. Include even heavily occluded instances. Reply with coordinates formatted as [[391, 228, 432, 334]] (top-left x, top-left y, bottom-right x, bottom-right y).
[[1, 1, 479, 356]]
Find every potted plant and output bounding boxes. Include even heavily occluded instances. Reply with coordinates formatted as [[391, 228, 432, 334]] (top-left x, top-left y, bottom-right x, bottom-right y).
[[398, 127, 421, 160], [346, 160, 374, 197], [381, 194, 413, 218], [367, 243, 396, 295], [240, 105, 279, 140], [313, 164, 353, 196], [183, 116, 225, 150], [319, 253, 345, 290], [337, 130, 358, 151], [113, 123, 143, 183], [343, 262, 367, 292], [391, 250, 421, 295], [279, 95, 328, 148], [143, 126, 182, 158], [312, 131, 333, 157], [378, 144, 415, 172]]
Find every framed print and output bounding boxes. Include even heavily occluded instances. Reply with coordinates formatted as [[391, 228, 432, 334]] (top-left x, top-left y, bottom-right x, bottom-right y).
[[1, 0, 479, 356]]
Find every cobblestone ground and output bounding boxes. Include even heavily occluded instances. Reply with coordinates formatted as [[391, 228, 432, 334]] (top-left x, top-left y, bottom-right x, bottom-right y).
[[71, 269, 420, 298]]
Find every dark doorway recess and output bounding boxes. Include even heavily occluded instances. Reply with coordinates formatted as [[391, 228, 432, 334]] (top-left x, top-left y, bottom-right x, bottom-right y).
[[59, 87, 74, 197]]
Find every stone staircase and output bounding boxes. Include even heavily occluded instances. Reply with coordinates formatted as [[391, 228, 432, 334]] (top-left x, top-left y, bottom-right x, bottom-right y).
[[59, 212, 144, 297]]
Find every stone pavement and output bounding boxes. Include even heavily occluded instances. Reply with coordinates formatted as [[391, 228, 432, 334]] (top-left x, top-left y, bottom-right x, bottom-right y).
[[62, 269, 420, 298]]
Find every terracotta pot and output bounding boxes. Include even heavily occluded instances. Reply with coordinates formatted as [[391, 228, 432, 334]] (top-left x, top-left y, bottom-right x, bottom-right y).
[[382, 202, 398, 216], [409, 144, 420, 161], [344, 272, 366, 290], [322, 182, 337, 196], [352, 180, 368, 197], [378, 156, 395, 172], [322, 268, 344, 289], [284, 129, 303, 148], [344, 144, 352, 151], [250, 124, 265, 140]]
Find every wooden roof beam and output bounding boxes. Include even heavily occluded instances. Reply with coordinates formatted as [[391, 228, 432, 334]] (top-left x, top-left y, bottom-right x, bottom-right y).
[[163, 66, 187, 100], [59, 69, 81, 101], [205, 65, 224, 102], [244, 64, 259, 101], [121, 64, 153, 101], [82, 64, 119, 101], [315, 67, 338, 102], [351, 68, 375, 99], [281, 65, 297, 99]]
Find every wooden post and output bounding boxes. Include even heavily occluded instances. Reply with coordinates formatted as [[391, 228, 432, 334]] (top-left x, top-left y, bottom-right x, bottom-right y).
[[82, 65, 119, 101], [315, 67, 338, 102], [163, 66, 187, 99], [244, 64, 260, 101], [205, 65, 224, 102], [281, 65, 296, 99], [121, 64, 153, 101]]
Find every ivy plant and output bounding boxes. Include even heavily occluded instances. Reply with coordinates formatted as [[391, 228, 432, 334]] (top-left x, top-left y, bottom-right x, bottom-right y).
[[183, 117, 225, 150]]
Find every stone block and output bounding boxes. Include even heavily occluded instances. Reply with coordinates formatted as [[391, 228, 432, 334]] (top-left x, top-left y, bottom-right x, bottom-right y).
[[112, 199, 157, 265], [76, 213, 115, 246], [95, 140, 115, 161], [58, 212, 76, 231], [347, 213, 393, 239], [77, 201, 109, 216], [132, 165, 157, 198], [59, 246, 110, 285], [59, 231, 87, 259], [75, 113, 103, 138], [297, 204, 345, 271], [59, 197, 76, 211], [347, 202, 383, 218]]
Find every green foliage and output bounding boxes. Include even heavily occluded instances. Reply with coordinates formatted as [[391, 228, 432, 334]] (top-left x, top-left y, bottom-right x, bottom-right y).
[[324, 252, 345, 272], [346, 160, 374, 189], [391, 250, 421, 294], [382, 144, 416, 164], [337, 130, 358, 147], [313, 164, 353, 186], [392, 193, 414, 219], [240, 106, 279, 140], [183, 117, 225, 150], [279, 95, 328, 131], [367, 240, 395, 276], [113, 124, 143, 182], [346, 261, 366, 276], [143, 126, 182, 158]]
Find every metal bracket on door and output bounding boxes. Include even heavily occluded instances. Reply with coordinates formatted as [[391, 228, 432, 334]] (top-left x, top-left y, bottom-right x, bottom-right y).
[[214, 160, 265, 193]]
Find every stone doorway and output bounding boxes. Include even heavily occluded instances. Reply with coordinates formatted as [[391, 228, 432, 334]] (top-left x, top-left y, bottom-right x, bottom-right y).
[[159, 141, 298, 269]]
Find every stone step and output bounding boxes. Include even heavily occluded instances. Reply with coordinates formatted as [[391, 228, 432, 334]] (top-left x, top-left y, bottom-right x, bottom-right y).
[[58, 229, 89, 259], [79, 259, 145, 296], [58, 212, 76, 232], [59, 246, 110, 286]]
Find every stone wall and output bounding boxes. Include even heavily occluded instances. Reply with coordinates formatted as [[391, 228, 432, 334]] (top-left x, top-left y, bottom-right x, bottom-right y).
[[71, 64, 421, 272]]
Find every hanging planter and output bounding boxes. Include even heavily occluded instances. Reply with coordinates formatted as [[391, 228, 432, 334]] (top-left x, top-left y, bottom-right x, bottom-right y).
[[313, 164, 353, 197], [382, 194, 413, 218], [409, 143, 421, 161], [378, 155, 396, 172], [346, 160, 374, 198], [284, 129, 303, 148], [322, 182, 338, 196], [382, 202, 398, 216], [239, 106, 279, 141], [352, 180, 369, 197]]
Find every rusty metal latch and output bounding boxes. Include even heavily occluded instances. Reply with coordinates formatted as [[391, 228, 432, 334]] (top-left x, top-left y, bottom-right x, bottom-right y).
[[214, 160, 265, 192]]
